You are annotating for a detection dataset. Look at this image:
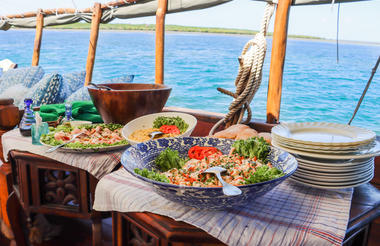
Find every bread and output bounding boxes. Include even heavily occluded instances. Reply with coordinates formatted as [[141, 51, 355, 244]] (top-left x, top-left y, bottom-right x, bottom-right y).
[[212, 124, 250, 139], [212, 124, 272, 144], [235, 128, 258, 140]]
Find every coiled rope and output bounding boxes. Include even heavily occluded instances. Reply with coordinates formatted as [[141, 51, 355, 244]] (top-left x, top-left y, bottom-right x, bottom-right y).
[[209, 3, 275, 135]]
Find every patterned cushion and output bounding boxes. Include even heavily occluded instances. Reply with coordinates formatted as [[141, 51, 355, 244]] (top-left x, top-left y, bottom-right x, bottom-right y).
[[0, 66, 44, 93], [66, 74, 135, 102], [56, 71, 86, 103], [20, 73, 62, 107], [66, 86, 90, 102]]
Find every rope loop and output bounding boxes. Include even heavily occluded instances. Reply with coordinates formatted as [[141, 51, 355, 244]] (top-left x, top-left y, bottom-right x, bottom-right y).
[[209, 3, 275, 135]]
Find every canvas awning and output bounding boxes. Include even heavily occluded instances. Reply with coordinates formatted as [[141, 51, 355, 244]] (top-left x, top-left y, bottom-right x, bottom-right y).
[[0, 0, 370, 31]]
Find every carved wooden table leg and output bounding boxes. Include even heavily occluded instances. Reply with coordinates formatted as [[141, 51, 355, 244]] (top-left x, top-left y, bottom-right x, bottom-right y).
[[6, 192, 27, 246], [8, 151, 105, 245], [91, 211, 103, 246]]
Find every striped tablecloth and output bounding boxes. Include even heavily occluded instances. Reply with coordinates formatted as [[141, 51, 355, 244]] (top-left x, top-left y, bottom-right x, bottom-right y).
[[94, 168, 353, 246], [2, 129, 123, 179]]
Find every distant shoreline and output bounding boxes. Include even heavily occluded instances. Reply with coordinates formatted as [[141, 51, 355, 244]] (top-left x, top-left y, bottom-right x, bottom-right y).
[[12, 23, 380, 46]]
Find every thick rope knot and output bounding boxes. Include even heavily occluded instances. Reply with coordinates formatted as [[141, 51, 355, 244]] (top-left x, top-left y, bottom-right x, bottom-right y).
[[209, 3, 275, 135]]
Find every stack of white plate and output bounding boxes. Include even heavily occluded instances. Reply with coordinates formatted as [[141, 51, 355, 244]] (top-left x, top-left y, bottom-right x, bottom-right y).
[[271, 122, 379, 189]]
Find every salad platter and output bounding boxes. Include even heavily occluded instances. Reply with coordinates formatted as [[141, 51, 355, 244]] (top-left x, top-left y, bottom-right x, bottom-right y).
[[121, 136, 297, 209], [40, 123, 130, 153]]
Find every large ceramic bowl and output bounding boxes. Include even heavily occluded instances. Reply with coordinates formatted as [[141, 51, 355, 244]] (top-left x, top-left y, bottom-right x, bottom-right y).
[[88, 83, 171, 124], [122, 112, 197, 145], [121, 137, 298, 210]]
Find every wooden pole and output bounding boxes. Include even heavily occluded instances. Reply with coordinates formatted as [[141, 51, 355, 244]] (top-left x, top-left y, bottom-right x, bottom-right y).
[[31, 10, 44, 66], [266, 0, 292, 124], [4, 0, 137, 19], [155, 0, 167, 84], [85, 3, 102, 85]]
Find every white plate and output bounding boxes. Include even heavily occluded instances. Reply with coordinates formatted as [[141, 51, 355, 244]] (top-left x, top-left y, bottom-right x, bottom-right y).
[[271, 134, 364, 151], [293, 166, 373, 182], [297, 162, 371, 172], [272, 139, 380, 160], [273, 137, 375, 154], [295, 163, 373, 177], [297, 156, 373, 165], [296, 157, 373, 167], [291, 172, 373, 186], [290, 173, 374, 190], [271, 122, 375, 146]]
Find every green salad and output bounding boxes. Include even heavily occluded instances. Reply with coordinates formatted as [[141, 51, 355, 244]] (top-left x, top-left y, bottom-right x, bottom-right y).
[[153, 116, 189, 133], [134, 137, 284, 185], [40, 123, 128, 149]]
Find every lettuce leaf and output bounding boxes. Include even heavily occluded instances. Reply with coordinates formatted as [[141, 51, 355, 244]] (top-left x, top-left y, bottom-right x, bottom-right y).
[[134, 168, 169, 183], [155, 147, 187, 172], [232, 137, 270, 162]]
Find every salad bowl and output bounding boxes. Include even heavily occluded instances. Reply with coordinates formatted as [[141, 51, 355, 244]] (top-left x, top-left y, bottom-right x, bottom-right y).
[[122, 112, 197, 145], [121, 137, 297, 210]]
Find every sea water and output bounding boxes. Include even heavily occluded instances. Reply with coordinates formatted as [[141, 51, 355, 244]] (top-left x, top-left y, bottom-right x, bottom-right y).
[[0, 30, 379, 134]]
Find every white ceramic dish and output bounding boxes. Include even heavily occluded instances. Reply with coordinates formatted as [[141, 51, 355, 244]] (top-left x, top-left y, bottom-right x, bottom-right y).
[[271, 134, 368, 151], [122, 112, 197, 145], [295, 157, 373, 167], [297, 161, 371, 172], [295, 164, 373, 177], [293, 166, 373, 182], [272, 139, 380, 160], [273, 137, 375, 154], [290, 173, 374, 190], [271, 122, 376, 147]]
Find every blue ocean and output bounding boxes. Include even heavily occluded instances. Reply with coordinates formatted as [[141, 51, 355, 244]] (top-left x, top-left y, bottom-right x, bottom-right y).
[[1, 30, 379, 134]]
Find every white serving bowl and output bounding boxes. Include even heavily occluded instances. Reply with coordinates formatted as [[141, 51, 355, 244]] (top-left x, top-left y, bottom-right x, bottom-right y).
[[122, 112, 197, 145]]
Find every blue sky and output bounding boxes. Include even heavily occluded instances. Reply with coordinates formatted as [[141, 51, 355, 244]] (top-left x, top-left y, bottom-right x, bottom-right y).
[[1, 0, 379, 42]]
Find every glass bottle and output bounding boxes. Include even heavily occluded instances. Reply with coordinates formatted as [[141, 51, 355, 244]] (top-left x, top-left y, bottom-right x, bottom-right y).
[[64, 102, 74, 122], [19, 98, 36, 136]]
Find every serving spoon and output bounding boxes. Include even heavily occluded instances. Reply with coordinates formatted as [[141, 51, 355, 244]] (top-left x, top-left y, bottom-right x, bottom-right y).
[[45, 132, 83, 153], [204, 166, 242, 196], [149, 131, 164, 140]]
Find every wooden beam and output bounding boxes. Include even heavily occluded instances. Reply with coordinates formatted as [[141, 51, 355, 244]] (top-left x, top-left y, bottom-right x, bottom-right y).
[[155, 0, 167, 84], [31, 10, 44, 66], [85, 3, 102, 85], [4, 0, 137, 19], [266, 0, 292, 124]]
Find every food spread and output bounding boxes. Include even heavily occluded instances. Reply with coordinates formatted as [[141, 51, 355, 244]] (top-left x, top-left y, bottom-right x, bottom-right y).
[[40, 123, 128, 149], [135, 137, 284, 187], [129, 116, 188, 142]]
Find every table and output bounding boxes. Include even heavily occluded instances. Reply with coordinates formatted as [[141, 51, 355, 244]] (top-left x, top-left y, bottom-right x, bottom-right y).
[[111, 182, 380, 246], [6, 150, 112, 246]]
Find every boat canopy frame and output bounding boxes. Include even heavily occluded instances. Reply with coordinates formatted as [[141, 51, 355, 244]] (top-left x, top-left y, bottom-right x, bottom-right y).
[[1, 0, 365, 124]]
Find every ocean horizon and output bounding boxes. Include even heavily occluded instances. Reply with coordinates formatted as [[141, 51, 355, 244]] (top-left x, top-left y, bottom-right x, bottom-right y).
[[1, 29, 379, 134]]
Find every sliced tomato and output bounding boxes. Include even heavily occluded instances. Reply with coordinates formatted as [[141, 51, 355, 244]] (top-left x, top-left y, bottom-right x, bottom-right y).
[[188, 146, 221, 160], [159, 125, 180, 134]]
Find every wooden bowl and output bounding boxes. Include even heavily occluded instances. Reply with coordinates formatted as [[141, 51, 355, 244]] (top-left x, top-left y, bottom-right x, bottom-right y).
[[88, 83, 172, 124]]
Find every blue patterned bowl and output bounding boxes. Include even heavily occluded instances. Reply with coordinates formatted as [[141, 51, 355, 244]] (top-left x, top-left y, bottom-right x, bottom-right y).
[[121, 137, 297, 210]]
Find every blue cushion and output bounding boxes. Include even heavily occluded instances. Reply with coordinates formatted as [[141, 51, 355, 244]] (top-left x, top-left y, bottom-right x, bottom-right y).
[[0, 66, 44, 93], [56, 71, 86, 103], [66, 74, 134, 102], [20, 73, 62, 107], [66, 86, 90, 102], [97, 74, 135, 84]]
